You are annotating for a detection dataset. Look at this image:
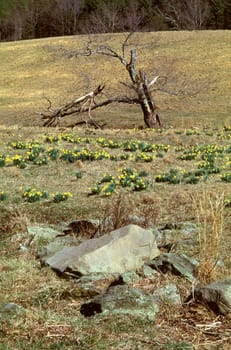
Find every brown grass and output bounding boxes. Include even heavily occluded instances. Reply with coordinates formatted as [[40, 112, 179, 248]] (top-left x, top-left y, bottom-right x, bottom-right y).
[[0, 31, 231, 349], [0, 31, 231, 128], [192, 190, 225, 283]]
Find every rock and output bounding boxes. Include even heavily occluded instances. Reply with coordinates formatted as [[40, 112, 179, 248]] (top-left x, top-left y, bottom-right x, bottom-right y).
[[148, 253, 199, 281], [75, 273, 121, 297], [127, 214, 145, 226], [0, 302, 26, 320], [80, 284, 159, 320], [153, 283, 181, 305], [142, 264, 159, 278], [38, 239, 73, 261], [41, 224, 160, 276], [63, 219, 99, 239], [192, 278, 231, 315], [18, 244, 29, 254], [156, 221, 197, 251], [121, 271, 140, 285], [28, 225, 61, 245]]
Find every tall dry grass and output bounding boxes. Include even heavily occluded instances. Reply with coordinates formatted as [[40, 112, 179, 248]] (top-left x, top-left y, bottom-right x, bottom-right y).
[[192, 190, 225, 283]]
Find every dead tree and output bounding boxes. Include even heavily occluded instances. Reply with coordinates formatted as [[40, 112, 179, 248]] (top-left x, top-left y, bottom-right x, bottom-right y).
[[70, 33, 165, 128], [39, 32, 207, 128], [38, 84, 140, 127]]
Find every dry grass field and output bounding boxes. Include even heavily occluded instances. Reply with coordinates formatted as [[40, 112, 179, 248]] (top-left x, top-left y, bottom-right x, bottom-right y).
[[0, 31, 231, 128], [0, 31, 231, 349]]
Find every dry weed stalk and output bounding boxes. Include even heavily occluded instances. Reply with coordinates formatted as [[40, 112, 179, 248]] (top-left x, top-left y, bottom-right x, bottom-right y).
[[98, 193, 134, 235], [192, 190, 224, 283], [0, 205, 30, 235]]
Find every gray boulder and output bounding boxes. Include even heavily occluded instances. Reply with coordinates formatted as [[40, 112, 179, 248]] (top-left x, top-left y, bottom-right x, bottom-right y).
[[148, 253, 199, 281], [80, 284, 159, 320], [75, 273, 120, 297], [41, 224, 160, 275], [192, 278, 231, 315], [155, 221, 198, 252], [28, 225, 61, 243]]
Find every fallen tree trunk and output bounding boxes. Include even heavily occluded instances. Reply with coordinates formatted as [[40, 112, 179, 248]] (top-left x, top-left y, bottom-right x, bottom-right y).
[[38, 84, 140, 127]]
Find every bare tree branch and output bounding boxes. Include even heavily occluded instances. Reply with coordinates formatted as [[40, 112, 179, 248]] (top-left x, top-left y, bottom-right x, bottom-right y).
[[40, 31, 210, 129], [38, 84, 140, 127]]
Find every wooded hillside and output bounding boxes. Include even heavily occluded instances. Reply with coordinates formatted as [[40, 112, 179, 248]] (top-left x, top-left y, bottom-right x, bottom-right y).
[[0, 0, 230, 41]]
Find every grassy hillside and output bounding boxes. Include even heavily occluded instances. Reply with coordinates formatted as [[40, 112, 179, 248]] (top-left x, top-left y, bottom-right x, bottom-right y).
[[0, 31, 231, 349], [0, 31, 231, 128]]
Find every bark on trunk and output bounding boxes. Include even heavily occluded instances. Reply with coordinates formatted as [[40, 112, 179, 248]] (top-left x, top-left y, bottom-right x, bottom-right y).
[[126, 52, 161, 128]]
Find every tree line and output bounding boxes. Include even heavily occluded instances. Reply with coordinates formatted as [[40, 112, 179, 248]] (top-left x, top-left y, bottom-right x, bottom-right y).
[[0, 0, 230, 41]]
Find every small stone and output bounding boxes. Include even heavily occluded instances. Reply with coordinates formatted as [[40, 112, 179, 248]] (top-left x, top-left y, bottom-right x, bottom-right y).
[[153, 283, 181, 305]]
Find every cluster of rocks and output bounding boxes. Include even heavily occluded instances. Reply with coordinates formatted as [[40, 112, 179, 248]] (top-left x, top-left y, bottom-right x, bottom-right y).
[[9, 220, 231, 321]]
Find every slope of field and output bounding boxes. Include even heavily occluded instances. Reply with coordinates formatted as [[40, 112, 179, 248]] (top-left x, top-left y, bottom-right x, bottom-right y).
[[0, 31, 231, 349], [0, 30, 231, 128]]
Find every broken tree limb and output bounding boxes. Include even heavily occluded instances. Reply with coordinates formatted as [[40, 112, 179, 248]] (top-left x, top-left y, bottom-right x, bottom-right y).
[[38, 84, 140, 127], [38, 85, 105, 127]]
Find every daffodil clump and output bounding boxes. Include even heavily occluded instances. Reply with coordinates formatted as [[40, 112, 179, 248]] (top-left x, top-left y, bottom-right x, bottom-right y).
[[0, 154, 6, 166], [110, 153, 130, 161], [22, 188, 49, 203], [117, 167, 139, 187], [96, 137, 122, 149], [135, 152, 154, 162], [155, 168, 203, 185], [224, 197, 231, 207], [47, 148, 60, 161], [75, 170, 83, 179], [43, 134, 60, 144], [185, 129, 200, 136], [52, 192, 73, 202], [8, 140, 27, 149], [123, 140, 139, 152], [179, 148, 199, 161], [155, 168, 181, 185], [224, 125, 231, 132], [220, 172, 231, 183], [59, 148, 111, 163], [218, 132, 231, 140], [100, 182, 117, 196], [25, 145, 45, 162], [59, 134, 91, 144], [33, 155, 49, 166], [117, 167, 149, 191], [22, 188, 73, 203], [152, 144, 170, 153], [138, 141, 153, 152], [43, 133, 91, 144], [9, 140, 44, 152], [11, 155, 27, 169], [89, 167, 149, 196], [196, 160, 220, 174], [0, 191, 7, 201], [223, 157, 231, 170]]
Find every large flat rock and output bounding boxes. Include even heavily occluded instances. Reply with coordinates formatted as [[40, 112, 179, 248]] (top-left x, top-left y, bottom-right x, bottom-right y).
[[42, 224, 160, 275]]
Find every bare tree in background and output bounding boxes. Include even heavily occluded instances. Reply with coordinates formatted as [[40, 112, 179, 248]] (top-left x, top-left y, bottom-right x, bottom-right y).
[[39, 32, 209, 128], [158, 0, 211, 30], [40, 33, 168, 128], [83, 0, 145, 34], [86, 1, 122, 33], [52, 0, 85, 35]]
